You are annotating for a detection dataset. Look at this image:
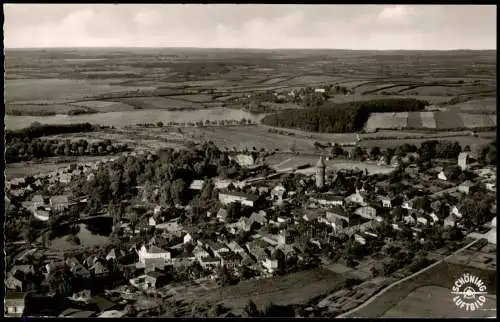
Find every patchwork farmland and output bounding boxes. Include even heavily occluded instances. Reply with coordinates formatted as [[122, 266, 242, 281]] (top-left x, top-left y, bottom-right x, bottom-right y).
[[364, 110, 495, 131]]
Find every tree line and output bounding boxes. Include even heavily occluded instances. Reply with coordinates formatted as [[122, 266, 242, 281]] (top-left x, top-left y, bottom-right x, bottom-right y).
[[5, 138, 129, 163], [261, 99, 428, 133]]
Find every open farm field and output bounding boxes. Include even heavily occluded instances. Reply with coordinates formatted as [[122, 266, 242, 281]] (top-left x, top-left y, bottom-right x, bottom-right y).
[[460, 113, 496, 128], [434, 111, 465, 129], [400, 85, 469, 96], [364, 113, 395, 132], [382, 286, 496, 318], [5, 103, 84, 116], [356, 83, 398, 94], [419, 111, 437, 128], [171, 94, 215, 102], [4, 78, 155, 104], [451, 98, 497, 113], [281, 75, 344, 86], [184, 125, 320, 153], [116, 96, 203, 110], [406, 112, 423, 128], [68, 100, 137, 112], [347, 261, 497, 318]]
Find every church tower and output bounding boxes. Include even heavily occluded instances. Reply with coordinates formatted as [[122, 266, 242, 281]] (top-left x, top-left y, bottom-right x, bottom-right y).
[[315, 156, 326, 189]]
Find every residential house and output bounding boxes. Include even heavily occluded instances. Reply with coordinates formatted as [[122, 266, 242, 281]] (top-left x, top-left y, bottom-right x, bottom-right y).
[[405, 164, 419, 177], [129, 271, 168, 290], [193, 245, 210, 260], [249, 211, 267, 226], [5, 292, 27, 317], [230, 154, 256, 168], [354, 206, 378, 221], [458, 180, 473, 195], [69, 290, 92, 304], [198, 256, 220, 270], [155, 220, 183, 233], [438, 171, 448, 181], [154, 205, 163, 216], [89, 261, 109, 276], [205, 241, 230, 258], [458, 152, 470, 171], [140, 258, 166, 272], [262, 258, 279, 274], [49, 195, 69, 212], [271, 184, 286, 204], [377, 195, 393, 208], [219, 190, 260, 207], [486, 182, 496, 192], [5, 274, 23, 291], [416, 215, 430, 226], [429, 212, 440, 225], [346, 190, 367, 206], [354, 234, 367, 245], [148, 217, 158, 227], [303, 209, 323, 222], [314, 88, 326, 93], [214, 179, 234, 190], [450, 205, 463, 219], [137, 245, 171, 264], [189, 180, 204, 191], [217, 208, 229, 222], [403, 213, 416, 225], [219, 252, 242, 269], [32, 195, 45, 209], [377, 155, 389, 166], [390, 155, 401, 167], [311, 193, 344, 207], [183, 233, 193, 244], [226, 241, 247, 257], [444, 215, 456, 228], [245, 241, 269, 263]]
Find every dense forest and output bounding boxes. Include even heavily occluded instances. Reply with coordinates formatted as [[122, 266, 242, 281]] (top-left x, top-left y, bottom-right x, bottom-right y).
[[5, 123, 97, 143], [261, 99, 428, 133]]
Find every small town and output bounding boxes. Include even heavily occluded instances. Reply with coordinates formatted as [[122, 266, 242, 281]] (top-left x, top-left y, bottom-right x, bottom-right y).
[[5, 137, 497, 317]]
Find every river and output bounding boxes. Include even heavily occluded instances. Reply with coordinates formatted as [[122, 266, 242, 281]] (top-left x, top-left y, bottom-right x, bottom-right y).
[[5, 107, 264, 130]]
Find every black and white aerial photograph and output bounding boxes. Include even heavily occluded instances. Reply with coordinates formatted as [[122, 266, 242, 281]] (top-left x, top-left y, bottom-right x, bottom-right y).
[[3, 3, 497, 318]]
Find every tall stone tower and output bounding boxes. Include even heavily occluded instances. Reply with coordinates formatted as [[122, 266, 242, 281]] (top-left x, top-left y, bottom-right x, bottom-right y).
[[315, 156, 326, 189]]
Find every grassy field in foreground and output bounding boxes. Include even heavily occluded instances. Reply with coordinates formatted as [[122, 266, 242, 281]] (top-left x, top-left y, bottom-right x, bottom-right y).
[[183, 268, 346, 311], [382, 286, 496, 318], [347, 261, 497, 318]]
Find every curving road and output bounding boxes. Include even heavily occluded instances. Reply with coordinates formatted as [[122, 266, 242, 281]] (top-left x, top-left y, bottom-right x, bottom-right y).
[[336, 238, 482, 318]]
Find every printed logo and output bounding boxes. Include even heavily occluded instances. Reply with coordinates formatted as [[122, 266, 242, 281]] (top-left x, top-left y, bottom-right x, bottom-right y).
[[451, 273, 488, 311]]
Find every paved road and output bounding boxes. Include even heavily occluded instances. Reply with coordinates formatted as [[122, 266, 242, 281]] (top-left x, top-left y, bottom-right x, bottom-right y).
[[337, 238, 482, 318]]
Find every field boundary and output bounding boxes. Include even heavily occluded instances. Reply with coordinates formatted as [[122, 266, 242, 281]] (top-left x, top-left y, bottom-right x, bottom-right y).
[[337, 238, 481, 318]]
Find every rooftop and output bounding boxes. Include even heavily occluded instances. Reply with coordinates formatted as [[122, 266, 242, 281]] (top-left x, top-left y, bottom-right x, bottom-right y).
[[219, 190, 260, 201]]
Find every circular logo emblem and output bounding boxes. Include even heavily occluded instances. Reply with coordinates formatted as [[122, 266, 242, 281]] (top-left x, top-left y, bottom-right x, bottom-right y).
[[451, 273, 488, 311]]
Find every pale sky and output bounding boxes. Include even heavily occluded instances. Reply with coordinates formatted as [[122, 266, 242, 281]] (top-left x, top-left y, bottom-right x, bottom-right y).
[[3, 4, 497, 50]]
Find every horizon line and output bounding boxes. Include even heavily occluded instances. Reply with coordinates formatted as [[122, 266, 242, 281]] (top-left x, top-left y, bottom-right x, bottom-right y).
[[4, 46, 496, 51]]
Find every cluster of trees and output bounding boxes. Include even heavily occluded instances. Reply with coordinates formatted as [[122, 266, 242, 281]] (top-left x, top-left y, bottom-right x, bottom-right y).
[[70, 142, 245, 217], [261, 99, 428, 133], [6, 123, 96, 143], [478, 140, 497, 165], [5, 138, 129, 163]]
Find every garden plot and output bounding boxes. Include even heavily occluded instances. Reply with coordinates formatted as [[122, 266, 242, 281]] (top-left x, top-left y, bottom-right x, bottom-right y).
[[406, 112, 423, 128], [365, 113, 394, 131], [434, 111, 465, 129], [460, 113, 496, 128], [420, 112, 437, 128]]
